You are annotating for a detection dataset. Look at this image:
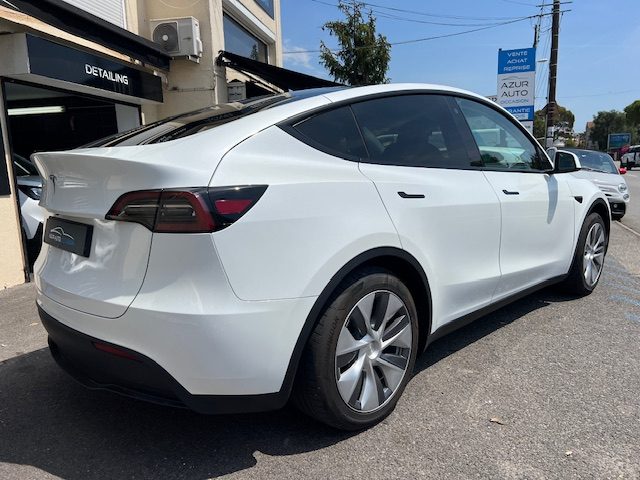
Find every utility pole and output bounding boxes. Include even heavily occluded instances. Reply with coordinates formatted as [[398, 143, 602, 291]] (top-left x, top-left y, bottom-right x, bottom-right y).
[[545, 0, 560, 147]]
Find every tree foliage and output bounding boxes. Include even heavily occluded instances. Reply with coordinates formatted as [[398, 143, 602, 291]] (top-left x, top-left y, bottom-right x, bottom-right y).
[[624, 100, 640, 126], [533, 104, 575, 139], [590, 110, 630, 150], [320, 1, 391, 85]]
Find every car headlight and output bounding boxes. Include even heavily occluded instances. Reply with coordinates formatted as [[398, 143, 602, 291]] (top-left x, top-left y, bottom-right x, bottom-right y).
[[18, 185, 42, 200], [618, 183, 628, 193], [623, 193, 630, 201]]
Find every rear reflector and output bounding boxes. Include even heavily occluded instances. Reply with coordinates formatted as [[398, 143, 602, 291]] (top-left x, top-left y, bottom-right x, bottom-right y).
[[106, 186, 267, 233], [93, 341, 140, 361]]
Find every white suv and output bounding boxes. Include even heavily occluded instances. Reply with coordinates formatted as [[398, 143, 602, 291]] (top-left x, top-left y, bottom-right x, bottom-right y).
[[33, 84, 609, 430]]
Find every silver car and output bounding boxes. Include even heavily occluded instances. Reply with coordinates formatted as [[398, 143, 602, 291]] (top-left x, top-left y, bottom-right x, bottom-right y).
[[557, 148, 629, 220]]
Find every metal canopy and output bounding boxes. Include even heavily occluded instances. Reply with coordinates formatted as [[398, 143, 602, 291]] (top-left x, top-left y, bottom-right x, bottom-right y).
[[216, 50, 342, 92]]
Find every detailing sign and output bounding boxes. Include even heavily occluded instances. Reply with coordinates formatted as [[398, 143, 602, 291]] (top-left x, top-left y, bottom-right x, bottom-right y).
[[26, 35, 162, 102], [497, 48, 536, 132], [84, 64, 129, 85]]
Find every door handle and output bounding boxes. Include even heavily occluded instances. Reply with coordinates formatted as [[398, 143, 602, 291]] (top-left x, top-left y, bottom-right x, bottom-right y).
[[398, 191, 425, 199], [502, 189, 520, 195]]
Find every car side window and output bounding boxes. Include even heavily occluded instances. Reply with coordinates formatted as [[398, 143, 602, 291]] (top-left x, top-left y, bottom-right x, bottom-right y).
[[292, 106, 367, 159], [350, 94, 476, 168], [455, 97, 551, 171]]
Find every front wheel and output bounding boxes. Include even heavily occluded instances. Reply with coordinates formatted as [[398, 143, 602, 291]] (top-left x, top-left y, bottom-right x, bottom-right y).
[[559, 212, 608, 296], [293, 268, 419, 430]]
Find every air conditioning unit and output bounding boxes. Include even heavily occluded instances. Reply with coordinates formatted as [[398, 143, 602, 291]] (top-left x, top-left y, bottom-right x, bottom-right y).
[[150, 17, 203, 63]]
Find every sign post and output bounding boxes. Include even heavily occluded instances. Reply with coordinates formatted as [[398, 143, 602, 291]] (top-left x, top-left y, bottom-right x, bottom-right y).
[[497, 47, 536, 134]]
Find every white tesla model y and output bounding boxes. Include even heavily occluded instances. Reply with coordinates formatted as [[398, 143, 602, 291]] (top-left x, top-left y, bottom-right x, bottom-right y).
[[33, 84, 609, 430]]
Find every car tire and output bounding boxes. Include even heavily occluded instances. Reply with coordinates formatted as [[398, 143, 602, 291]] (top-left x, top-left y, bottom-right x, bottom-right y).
[[293, 267, 419, 430], [612, 214, 624, 221], [559, 212, 607, 296]]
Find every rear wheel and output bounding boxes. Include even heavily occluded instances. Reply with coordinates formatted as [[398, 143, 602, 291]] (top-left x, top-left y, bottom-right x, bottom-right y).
[[559, 212, 607, 296], [293, 268, 419, 430]]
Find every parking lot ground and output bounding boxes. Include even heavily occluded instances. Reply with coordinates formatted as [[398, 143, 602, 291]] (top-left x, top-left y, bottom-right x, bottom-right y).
[[1, 222, 639, 480], [620, 167, 640, 234]]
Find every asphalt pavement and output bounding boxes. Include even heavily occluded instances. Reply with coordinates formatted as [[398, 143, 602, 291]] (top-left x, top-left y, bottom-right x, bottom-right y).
[[1, 223, 639, 479], [620, 166, 640, 234]]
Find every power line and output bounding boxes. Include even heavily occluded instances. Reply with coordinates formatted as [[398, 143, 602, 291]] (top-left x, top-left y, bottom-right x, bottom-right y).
[[283, 16, 534, 54], [500, 0, 539, 6], [372, 11, 522, 28], [311, 0, 535, 21], [559, 89, 639, 99], [288, 2, 570, 54], [310, 0, 528, 26]]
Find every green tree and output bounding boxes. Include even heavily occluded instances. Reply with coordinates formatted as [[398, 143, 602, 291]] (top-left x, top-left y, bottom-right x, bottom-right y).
[[320, 1, 391, 85], [533, 104, 575, 139], [556, 105, 575, 129], [624, 100, 640, 126], [590, 110, 629, 150]]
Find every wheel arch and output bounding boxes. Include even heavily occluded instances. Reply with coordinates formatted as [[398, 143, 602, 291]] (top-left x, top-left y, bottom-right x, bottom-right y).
[[279, 247, 432, 401], [585, 198, 611, 239]]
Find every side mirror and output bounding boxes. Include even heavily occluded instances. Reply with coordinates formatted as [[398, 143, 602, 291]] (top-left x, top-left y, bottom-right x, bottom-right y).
[[619, 167, 627, 175], [554, 150, 582, 173]]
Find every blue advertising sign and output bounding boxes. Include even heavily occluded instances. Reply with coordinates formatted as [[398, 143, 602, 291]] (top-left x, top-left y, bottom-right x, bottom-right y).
[[504, 105, 534, 121], [498, 48, 536, 74], [608, 133, 631, 150]]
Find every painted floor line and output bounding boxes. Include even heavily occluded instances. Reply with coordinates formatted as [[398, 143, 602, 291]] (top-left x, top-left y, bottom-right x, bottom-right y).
[[615, 220, 640, 238]]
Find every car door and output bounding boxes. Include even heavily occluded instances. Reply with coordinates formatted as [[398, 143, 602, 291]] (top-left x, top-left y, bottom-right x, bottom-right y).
[[455, 97, 575, 300], [353, 94, 502, 331]]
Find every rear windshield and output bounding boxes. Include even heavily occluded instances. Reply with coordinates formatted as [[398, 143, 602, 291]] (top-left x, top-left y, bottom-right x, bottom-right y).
[[81, 87, 346, 148], [567, 149, 617, 174]]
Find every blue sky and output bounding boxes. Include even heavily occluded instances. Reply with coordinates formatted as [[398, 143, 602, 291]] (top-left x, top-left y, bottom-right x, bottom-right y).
[[281, 0, 640, 132]]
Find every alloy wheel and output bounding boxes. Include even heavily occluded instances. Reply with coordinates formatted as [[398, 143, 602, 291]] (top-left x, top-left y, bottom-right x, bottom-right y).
[[334, 290, 413, 413], [583, 222, 605, 287]]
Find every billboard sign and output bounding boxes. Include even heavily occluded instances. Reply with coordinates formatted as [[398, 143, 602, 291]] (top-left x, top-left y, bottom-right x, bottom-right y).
[[607, 133, 631, 150], [497, 48, 535, 128]]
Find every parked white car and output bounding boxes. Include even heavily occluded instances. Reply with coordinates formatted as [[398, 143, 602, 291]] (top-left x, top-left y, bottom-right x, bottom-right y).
[[13, 154, 45, 262], [554, 148, 629, 220], [621, 145, 639, 170], [33, 84, 609, 430]]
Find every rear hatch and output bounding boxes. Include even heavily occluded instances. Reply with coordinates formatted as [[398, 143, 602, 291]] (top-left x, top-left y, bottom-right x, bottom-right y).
[[33, 143, 221, 318]]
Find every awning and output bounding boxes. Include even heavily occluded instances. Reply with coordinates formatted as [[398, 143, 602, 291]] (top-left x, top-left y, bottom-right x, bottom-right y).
[[1, 0, 171, 70], [216, 51, 342, 92]]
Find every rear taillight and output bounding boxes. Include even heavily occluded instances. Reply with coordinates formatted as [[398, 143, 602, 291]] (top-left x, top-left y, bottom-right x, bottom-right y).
[[106, 186, 267, 233]]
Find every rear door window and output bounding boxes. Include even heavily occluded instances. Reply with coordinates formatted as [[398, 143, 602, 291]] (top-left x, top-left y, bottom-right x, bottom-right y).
[[291, 106, 367, 159], [350, 94, 477, 168]]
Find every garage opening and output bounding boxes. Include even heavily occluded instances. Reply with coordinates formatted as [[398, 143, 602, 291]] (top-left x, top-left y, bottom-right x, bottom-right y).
[[3, 80, 141, 270]]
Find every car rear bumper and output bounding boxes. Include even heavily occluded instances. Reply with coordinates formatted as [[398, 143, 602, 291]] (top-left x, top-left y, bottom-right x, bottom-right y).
[[39, 305, 295, 414], [37, 279, 316, 413]]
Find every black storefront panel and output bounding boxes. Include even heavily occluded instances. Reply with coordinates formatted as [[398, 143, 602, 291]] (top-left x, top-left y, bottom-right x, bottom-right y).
[[0, 126, 9, 196], [26, 35, 163, 103]]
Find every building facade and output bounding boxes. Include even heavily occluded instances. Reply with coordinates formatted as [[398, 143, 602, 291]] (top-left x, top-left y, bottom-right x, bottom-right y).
[[0, 0, 282, 288]]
